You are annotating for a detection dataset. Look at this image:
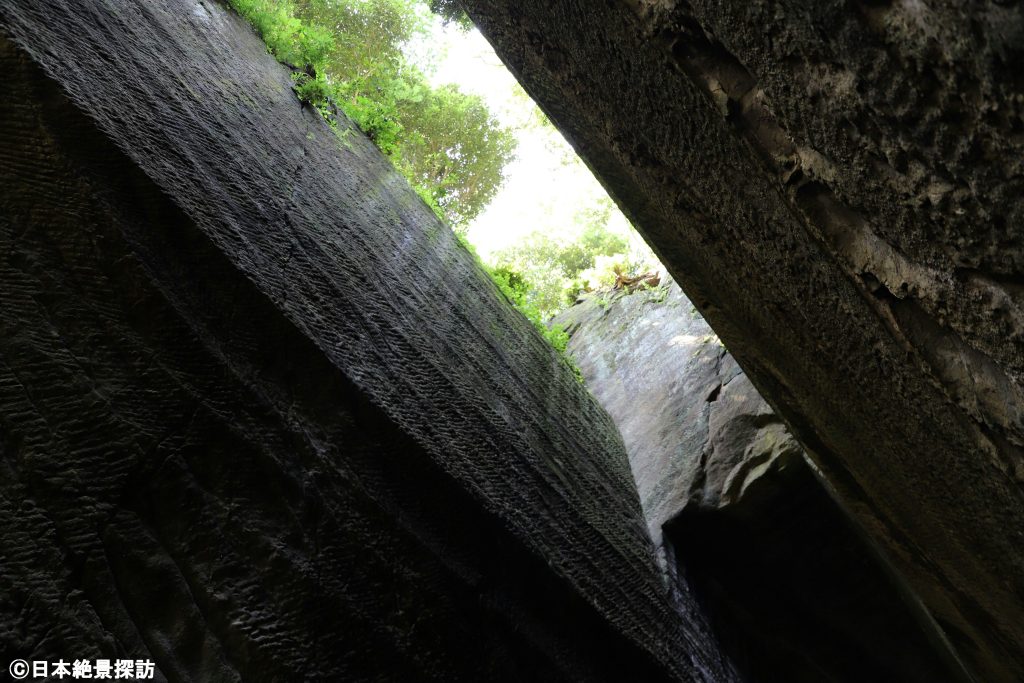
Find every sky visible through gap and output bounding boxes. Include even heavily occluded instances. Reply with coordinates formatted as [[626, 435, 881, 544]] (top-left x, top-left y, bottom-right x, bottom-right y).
[[406, 17, 658, 269]]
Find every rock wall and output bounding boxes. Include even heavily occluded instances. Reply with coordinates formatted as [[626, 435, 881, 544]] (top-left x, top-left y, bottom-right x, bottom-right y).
[[554, 283, 804, 548], [555, 281, 966, 682], [0, 1, 737, 680], [465, 2, 1024, 680]]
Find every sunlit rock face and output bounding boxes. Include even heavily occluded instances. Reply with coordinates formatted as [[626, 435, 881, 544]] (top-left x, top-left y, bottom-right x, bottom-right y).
[[555, 281, 966, 682], [0, 1, 739, 680], [467, 1, 1024, 680], [555, 282, 804, 548]]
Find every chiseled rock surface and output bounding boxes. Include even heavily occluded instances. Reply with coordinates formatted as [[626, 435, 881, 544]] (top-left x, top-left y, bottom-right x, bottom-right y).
[[554, 282, 804, 547], [465, 1, 1024, 680], [0, 1, 739, 680]]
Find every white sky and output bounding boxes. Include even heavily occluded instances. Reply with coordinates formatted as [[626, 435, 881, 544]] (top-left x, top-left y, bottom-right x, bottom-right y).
[[409, 22, 639, 261]]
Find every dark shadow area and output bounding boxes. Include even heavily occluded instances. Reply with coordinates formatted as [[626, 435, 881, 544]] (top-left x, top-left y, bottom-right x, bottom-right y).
[[665, 459, 964, 683]]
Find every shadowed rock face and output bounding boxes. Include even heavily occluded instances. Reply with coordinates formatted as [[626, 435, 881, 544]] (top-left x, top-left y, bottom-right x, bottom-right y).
[[465, 2, 1024, 680], [555, 281, 964, 682], [0, 1, 738, 680]]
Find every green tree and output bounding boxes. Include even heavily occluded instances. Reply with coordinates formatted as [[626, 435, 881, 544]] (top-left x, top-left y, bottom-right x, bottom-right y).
[[397, 84, 515, 227], [492, 198, 644, 317], [426, 0, 472, 29], [230, 0, 514, 228], [295, 0, 420, 89]]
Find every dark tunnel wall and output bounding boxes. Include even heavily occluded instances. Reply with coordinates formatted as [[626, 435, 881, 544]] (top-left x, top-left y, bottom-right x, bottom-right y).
[[461, 1, 1024, 681], [0, 0, 739, 679]]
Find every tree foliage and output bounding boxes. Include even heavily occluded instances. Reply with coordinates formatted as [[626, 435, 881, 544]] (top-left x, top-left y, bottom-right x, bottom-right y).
[[228, 0, 514, 228], [396, 82, 515, 226], [427, 0, 472, 29], [491, 197, 656, 318], [487, 265, 570, 353]]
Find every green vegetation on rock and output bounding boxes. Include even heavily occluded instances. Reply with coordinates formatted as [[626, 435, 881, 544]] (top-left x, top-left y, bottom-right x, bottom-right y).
[[229, 0, 656, 362], [455, 236, 571, 355], [228, 0, 514, 228]]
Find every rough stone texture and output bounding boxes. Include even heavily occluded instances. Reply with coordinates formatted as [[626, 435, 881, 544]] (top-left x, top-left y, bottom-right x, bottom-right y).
[[556, 281, 966, 682], [554, 281, 804, 548], [0, 1, 738, 680], [465, 1, 1024, 680]]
